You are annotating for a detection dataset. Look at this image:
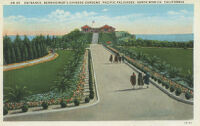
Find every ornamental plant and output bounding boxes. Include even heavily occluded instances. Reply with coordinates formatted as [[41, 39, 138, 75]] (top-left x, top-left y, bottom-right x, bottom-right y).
[[175, 88, 182, 96], [185, 91, 192, 100], [42, 101, 48, 109], [170, 85, 175, 92], [85, 97, 90, 103], [21, 104, 28, 112], [74, 99, 80, 106], [60, 100, 67, 108], [165, 83, 170, 89], [3, 106, 8, 115]]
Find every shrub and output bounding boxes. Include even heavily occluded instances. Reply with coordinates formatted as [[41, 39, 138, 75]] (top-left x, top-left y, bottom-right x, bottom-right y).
[[74, 99, 80, 106], [185, 91, 192, 100], [154, 77, 157, 81], [85, 97, 90, 103], [175, 88, 182, 96], [21, 104, 28, 112], [158, 79, 161, 84], [42, 101, 48, 109], [3, 106, 8, 115], [165, 83, 170, 89], [89, 91, 94, 99], [162, 82, 166, 86], [170, 85, 175, 92], [60, 100, 67, 108]]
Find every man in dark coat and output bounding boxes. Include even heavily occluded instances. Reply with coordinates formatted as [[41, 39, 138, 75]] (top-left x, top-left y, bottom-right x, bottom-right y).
[[138, 72, 144, 88], [143, 72, 150, 88], [114, 54, 118, 63], [109, 54, 113, 63], [130, 72, 136, 88]]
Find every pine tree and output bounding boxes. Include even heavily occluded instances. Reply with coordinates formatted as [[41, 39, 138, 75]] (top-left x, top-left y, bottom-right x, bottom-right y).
[[14, 35, 23, 62], [24, 45, 29, 60], [7, 48, 12, 64], [32, 41, 38, 58], [29, 46, 34, 60], [11, 47, 16, 63], [15, 46, 21, 62]]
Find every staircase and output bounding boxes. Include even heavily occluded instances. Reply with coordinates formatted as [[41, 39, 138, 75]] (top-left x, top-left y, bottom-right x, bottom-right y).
[[92, 33, 99, 44]]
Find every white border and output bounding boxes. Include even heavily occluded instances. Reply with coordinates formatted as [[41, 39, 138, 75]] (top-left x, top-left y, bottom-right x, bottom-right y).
[[1, 0, 200, 126]]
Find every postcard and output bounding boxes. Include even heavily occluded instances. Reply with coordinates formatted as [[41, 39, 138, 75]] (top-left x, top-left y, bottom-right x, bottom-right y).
[[1, 0, 200, 126]]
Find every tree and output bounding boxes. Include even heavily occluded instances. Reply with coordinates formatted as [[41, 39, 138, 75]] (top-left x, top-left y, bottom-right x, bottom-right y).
[[15, 46, 21, 62], [7, 48, 12, 64], [24, 45, 29, 60], [11, 47, 16, 63]]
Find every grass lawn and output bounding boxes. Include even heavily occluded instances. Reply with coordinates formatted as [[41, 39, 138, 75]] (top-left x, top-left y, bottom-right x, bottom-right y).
[[3, 50, 74, 95], [128, 47, 193, 75]]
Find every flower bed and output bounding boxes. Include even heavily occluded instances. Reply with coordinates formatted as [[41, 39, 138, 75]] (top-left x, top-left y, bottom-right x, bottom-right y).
[[4, 51, 87, 112]]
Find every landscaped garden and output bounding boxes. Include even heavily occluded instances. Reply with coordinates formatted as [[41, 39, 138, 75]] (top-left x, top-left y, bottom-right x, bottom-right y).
[[3, 29, 94, 115]]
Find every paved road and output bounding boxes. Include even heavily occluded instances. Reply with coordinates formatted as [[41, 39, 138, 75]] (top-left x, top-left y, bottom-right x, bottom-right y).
[[4, 44, 193, 121], [4, 53, 56, 71]]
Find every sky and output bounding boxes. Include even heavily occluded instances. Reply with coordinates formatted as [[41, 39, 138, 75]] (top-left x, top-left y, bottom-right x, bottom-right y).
[[3, 4, 194, 35]]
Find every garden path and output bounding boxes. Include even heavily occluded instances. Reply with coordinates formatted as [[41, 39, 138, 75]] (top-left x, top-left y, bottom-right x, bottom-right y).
[[4, 44, 193, 121], [3, 53, 57, 71]]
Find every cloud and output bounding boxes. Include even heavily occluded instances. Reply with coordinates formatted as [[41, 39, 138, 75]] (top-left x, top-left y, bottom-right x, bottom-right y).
[[167, 11, 180, 15], [167, 9, 190, 15], [180, 9, 188, 14], [102, 8, 108, 12]]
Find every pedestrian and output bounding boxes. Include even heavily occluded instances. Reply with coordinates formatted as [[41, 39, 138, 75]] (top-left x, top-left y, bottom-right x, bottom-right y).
[[143, 72, 150, 88], [118, 55, 122, 63], [121, 55, 125, 63], [109, 54, 113, 63], [130, 72, 136, 89], [138, 72, 144, 88], [114, 54, 118, 63]]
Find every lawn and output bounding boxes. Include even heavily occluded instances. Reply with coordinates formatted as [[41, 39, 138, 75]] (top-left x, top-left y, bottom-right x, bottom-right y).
[[128, 47, 193, 75], [3, 50, 74, 96]]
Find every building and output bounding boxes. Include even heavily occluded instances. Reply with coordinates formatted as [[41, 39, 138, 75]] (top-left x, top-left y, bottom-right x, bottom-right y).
[[81, 25, 115, 33]]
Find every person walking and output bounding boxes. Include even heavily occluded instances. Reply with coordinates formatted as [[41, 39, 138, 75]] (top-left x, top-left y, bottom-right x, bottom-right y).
[[143, 72, 150, 88], [121, 55, 125, 63], [118, 55, 122, 63], [114, 54, 118, 63], [109, 54, 113, 63], [130, 72, 136, 89], [138, 72, 144, 88]]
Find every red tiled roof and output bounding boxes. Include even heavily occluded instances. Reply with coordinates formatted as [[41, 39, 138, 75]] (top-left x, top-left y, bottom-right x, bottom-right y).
[[81, 25, 91, 29], [101, 25, 112, 29]]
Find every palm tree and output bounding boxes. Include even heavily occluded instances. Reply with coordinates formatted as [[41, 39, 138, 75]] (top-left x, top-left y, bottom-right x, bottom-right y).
[[156, 61, 170, 73], [4, 85, 31, 102], [168, 66, 181, 78], [185, 70, 193, 88], [52, 77, 73, 94], [146, 56, 160, 68]]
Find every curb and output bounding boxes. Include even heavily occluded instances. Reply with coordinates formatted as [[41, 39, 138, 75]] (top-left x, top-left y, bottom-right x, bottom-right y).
[[4, 46, 100, 119]]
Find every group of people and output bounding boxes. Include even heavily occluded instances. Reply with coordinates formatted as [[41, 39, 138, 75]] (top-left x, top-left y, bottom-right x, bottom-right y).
[[109, 54, 124, 63], [130, 71, 150, 89]]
